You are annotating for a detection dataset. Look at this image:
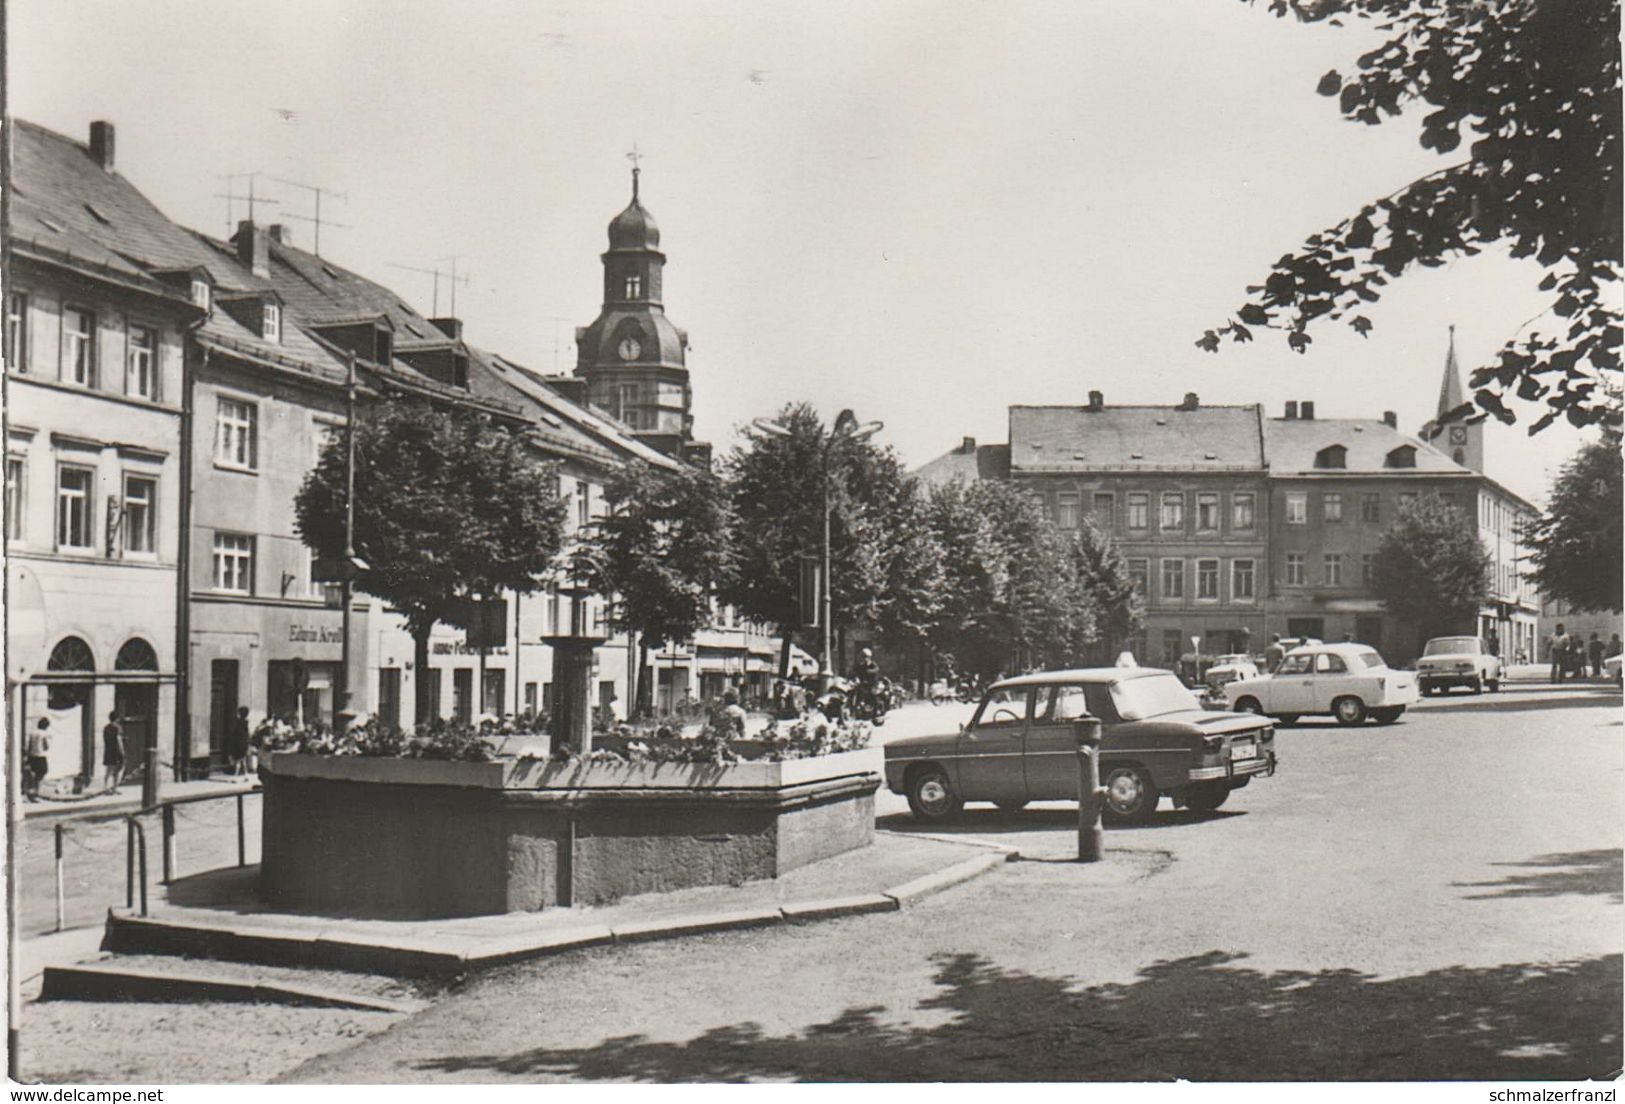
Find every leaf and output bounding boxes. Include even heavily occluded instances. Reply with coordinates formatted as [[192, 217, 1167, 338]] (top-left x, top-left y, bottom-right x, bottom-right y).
[[1350, 315, 1373, 337], [1288, 330, 1312, 353], [1317, 69, 1342, 96]]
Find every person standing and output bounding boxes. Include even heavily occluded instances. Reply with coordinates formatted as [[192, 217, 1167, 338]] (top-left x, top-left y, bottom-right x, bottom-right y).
[[229, 706, 251, 778], [1610, 633, 1622, 661], [24, 718, 51, 802], [1265, 634, 1286, 674], [101, 710, 126, 794], [1549, 624, 1568, 683], [1588, 632, 1605, 678], [1485, 627, 1500, 659]]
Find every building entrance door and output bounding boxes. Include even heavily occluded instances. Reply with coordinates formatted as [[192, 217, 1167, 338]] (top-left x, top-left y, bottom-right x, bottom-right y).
[[113, 683, 157, 780], [453, 668, 473, 723], [1355, 616, 1384, 653], [378, 668, 401, 731], [209, 660, 239, 769]]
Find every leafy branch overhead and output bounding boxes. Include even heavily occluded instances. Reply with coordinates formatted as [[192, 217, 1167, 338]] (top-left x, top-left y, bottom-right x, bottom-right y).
[[1198, 0, 1622, 433]]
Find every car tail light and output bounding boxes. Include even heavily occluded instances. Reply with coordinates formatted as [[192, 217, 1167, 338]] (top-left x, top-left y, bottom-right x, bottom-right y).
[[1377, 678, 1385, 691]]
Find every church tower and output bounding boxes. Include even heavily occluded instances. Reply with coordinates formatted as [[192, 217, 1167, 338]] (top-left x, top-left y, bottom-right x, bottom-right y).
[[574, 159, 696, 458], [1420, 325, 1484, 472]]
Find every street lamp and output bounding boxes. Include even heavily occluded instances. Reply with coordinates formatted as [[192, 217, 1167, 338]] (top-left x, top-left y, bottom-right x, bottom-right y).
[[750, 408, 883, 691]]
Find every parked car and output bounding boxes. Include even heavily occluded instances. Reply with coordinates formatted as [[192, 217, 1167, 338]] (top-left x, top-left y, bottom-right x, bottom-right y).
[[1416, 635, 1503, 695], [1224, 642, 1417, 726], [884, 667, 1277, 825], [1205, 653, 1261, 694], [1605, 653, 1622, 684]]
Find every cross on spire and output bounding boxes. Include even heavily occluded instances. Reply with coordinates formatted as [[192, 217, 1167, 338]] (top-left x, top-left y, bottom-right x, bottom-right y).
[[627, 143, 642, 201]]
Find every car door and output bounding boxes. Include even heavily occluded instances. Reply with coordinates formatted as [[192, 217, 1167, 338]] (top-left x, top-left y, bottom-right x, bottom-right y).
[[958, 686, 1032, 804], [1023, 683, 1092, 801], [1270, 652, 1316, 712], [1311, 651, 1352, 709]]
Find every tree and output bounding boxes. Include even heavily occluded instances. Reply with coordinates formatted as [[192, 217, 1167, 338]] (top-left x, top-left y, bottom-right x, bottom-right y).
[[1199, 0, 1622, 433], [1522, 430, 1624, 613], [571, 460, 734, 716], [295, 393, 567, 722], [1370, 491, 1490, 655], [1066, 519, 1145, 665]]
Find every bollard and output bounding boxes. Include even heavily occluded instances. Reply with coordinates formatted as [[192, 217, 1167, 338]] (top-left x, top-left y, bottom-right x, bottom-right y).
[[54, 824, 65, 933], [161, 804, 176, 884], [125, 816, 149, 917], [126, 817, 135, 908], [236, 792, 246, 868], [1073, 718, 1106, 863], [141, 747, 160, 809]]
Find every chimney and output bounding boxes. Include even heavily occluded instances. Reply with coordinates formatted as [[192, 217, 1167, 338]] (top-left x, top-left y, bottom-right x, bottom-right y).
[[268, 224, 292, 245], [234, 220, 269, 277], [431, 317, 463, 340], [959, 436, 976, 454], [1300, 400, 1316, 420], [88, 121, 115, 171], [1179, 392, 1199, 411], [1382, 410, 1397, 428], [1284, 400, 1299, 420], [1087, 390, 1104, 412]]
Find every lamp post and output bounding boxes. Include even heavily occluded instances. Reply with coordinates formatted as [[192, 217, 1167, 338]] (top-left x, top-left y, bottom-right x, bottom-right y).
[[751, 409, 883, 691]]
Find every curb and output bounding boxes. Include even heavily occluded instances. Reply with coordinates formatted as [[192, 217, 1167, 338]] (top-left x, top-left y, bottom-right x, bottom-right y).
[[781, 894, 899, 922], [877, 829, 1022, 858], [882, 852, 1010, 906], [611, 906, 784, 944], [39, 962, 422, 1013]]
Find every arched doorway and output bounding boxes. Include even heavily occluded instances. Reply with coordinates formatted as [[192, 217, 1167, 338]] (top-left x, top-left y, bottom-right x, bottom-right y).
[[114, 638, 160, 782], [46, 636, 96, 786]]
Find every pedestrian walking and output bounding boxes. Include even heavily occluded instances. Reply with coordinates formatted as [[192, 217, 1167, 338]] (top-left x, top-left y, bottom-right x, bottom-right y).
[[24, 718, 51, 802], [1265, 634, 1286, 673], [229, 705, 252, 777], [1610, 633, 1622, 660], [1587, 632, 1604, 678], [101, 710, 126, 793], [1485, 628, 1500, 658], [1549, 624, 1568, 683]]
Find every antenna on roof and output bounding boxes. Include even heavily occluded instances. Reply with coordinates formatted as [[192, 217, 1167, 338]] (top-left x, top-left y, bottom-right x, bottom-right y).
[[271, 177, 349, 257], [213, 173, 278, 234], [536, 315, 574, 373], [438, 256, 473, 316], [388, 260, 472, 318]]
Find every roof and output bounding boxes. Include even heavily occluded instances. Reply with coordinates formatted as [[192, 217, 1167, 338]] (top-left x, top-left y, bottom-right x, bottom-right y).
[[915, 442, 1011, 486], [493, 358, 683, 471], [1263, 416, 1470, 476], [1008, 404, 1265, 472], [991, 667, 1169, 690]]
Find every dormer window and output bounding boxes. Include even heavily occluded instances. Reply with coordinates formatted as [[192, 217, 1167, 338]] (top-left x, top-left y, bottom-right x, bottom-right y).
[[453, 354, 469, 389], [261, 303, 280, 343], [624, 271, 642, 299], [374, 328, 393, 366], [1385, 445, 1417, 469], [1314, 444, 1347, 469], [191, 279, 212, 312]]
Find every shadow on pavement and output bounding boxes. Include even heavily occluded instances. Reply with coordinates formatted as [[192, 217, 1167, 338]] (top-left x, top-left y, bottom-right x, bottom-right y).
[[1456, 850, 1624, 905], [1417, 692, 1622, 717], [408, 949, 1622, 1082], [876, 807, 1243, 835]]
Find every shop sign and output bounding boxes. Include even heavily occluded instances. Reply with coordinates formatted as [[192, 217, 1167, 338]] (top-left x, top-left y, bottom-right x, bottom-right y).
[[289, 624, 343, 644], [432, 641, 509, 657]]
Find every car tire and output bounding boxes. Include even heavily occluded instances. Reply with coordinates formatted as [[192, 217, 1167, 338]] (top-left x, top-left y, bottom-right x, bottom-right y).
[[994, 800, 1027, 814], [1372, 706, 1404, 725], [1234, 696, 1263, 715], [906, 766, 962, 822], [1182, 780, 1230, 813], [1333, 696, 1367, 726], [1102, 764, 1159, 825], [1488, 678, 1501, 693], [1469, 677, 1484, 695]]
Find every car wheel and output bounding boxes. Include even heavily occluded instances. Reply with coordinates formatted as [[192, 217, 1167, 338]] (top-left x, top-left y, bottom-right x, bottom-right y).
[[1488, 678, 1501, 693], [994, 800, 1027, 814], [1333, 696, 1368, 726], [1372, 706, 1404, 725], [1469, 677, 1484, 695], [1182, 780, 1230, 813], [1102, 764, 1159, 825], [1234, 696, 1263, 715], [906, 767, 962, 822]]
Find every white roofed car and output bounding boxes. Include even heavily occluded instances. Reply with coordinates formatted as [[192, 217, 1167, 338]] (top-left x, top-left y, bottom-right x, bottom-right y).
[[1223, 642, 1418, 727], [1416, 635, 1503, 696], [1204, 653, 1260, 693]]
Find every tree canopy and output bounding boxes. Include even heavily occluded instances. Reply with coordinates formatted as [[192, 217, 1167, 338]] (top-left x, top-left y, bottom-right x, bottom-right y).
[[1522, 431, 1623, 613], [1066, 518, 1145, 665], [1369, 491, 1490, 652], [1200, 0, 1622, 433]]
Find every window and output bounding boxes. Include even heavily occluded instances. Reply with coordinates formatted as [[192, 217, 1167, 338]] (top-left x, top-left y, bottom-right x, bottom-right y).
[[1361, 494, 1380, 523], [1231, 492, 1255, 531], [122, 475, 156, 555], [1324, 553, 1343, 586], [126, 324, 158, 399], [1196, 558, 1219, 600], [1127, 558, 1149, 596], [1361, 553, 1375, 586], [212, 532, 254, 593], [1285, 492, 1308, 525], [1323, 493, 1343, 522], [1277, 652, 1312, 675], [260, 303, 281, 343], [5, 456, 24, 541], [215, 397, 258, 470], [1398, 491, 1417, 512], [1286, 552, 1306, 586], [1160, 492, 1184, 531], [614, 383, 640, 423], [625, 271, 642, 299], [1162, 629, 1185, 665], [1092, 492, 1114, 526], [190, 278, 212, 312], [1385, 445, 1417, 469], [1126, 492, 1149, 530], [576, 482, 590, 529], [1314, 653, 1349, 674], [62, 306, 95, 385], [1196, 493, 1219, 533], [1314, 445, 1347, 469], [1232, 558, 1255, 602], [56, 465, 94, 549], [1055, 492, 1079, 529], [1161, 558, 1185, 599], [6, 292, 26, 370]]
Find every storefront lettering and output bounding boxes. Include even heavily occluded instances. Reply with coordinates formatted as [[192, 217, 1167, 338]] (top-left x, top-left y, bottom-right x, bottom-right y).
[[432, 643, 509, 657], [289, 625, 344, 644]]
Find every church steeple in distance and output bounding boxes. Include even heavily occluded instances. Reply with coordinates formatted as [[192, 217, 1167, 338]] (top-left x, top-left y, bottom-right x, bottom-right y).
[[574, 150, 695, 458], [1421, 324, 1485, 472]]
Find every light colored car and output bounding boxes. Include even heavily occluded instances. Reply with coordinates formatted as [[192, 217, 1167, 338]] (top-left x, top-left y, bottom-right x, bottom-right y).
[[1205, 653, 1260, 694], [1416, 635, 1503, 695], [1605, 653, 1622, 684], [885, 668, 1277, 824], [1224, 642, 1418, 726]]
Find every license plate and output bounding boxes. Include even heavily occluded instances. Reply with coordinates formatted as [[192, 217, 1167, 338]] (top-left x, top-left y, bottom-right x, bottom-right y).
[[1231, 740, 1257, 761]]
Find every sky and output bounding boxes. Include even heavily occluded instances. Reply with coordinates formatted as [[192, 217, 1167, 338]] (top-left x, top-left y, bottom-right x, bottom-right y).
[[9, 0, 1603, 504]]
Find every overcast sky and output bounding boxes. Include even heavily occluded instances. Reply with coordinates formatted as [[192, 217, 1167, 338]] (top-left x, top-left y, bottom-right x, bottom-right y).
[[11, 0, 1598, 503]]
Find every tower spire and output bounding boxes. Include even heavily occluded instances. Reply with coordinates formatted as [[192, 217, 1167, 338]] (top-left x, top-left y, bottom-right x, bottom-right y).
[[627, 143, 642, 202], [1436, 323, 1466, 419]]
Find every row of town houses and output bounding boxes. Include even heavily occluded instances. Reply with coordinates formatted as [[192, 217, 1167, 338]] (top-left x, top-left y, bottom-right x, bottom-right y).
[[5, 118, 781, 789]]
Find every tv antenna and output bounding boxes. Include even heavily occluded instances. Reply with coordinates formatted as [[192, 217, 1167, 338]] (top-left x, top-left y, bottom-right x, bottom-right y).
[[271, 177, 349, 256], [387, 259, 473, 318], [536, 315, 575, 373], [213, 173, 278, 234]]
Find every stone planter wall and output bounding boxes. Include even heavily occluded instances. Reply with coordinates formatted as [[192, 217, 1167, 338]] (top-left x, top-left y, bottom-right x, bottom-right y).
[[260, 750, 880, 919]]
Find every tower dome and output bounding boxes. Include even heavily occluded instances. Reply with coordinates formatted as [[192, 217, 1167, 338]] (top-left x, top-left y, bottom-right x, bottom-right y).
[[607, 170, 660, 251]]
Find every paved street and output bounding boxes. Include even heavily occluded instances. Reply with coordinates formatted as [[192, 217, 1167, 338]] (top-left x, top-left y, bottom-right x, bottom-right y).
[[278, 686, 1623, 1083]]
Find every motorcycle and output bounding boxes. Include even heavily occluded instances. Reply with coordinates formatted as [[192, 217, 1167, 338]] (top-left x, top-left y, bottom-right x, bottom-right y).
[[847, 676, 892, 726]]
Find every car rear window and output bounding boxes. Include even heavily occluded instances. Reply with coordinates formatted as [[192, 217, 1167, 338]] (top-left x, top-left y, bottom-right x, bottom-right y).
[[1354, 650, 1385, 668], [1110, 673, 1200, 719], [1424, 637, 1480, 656]]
